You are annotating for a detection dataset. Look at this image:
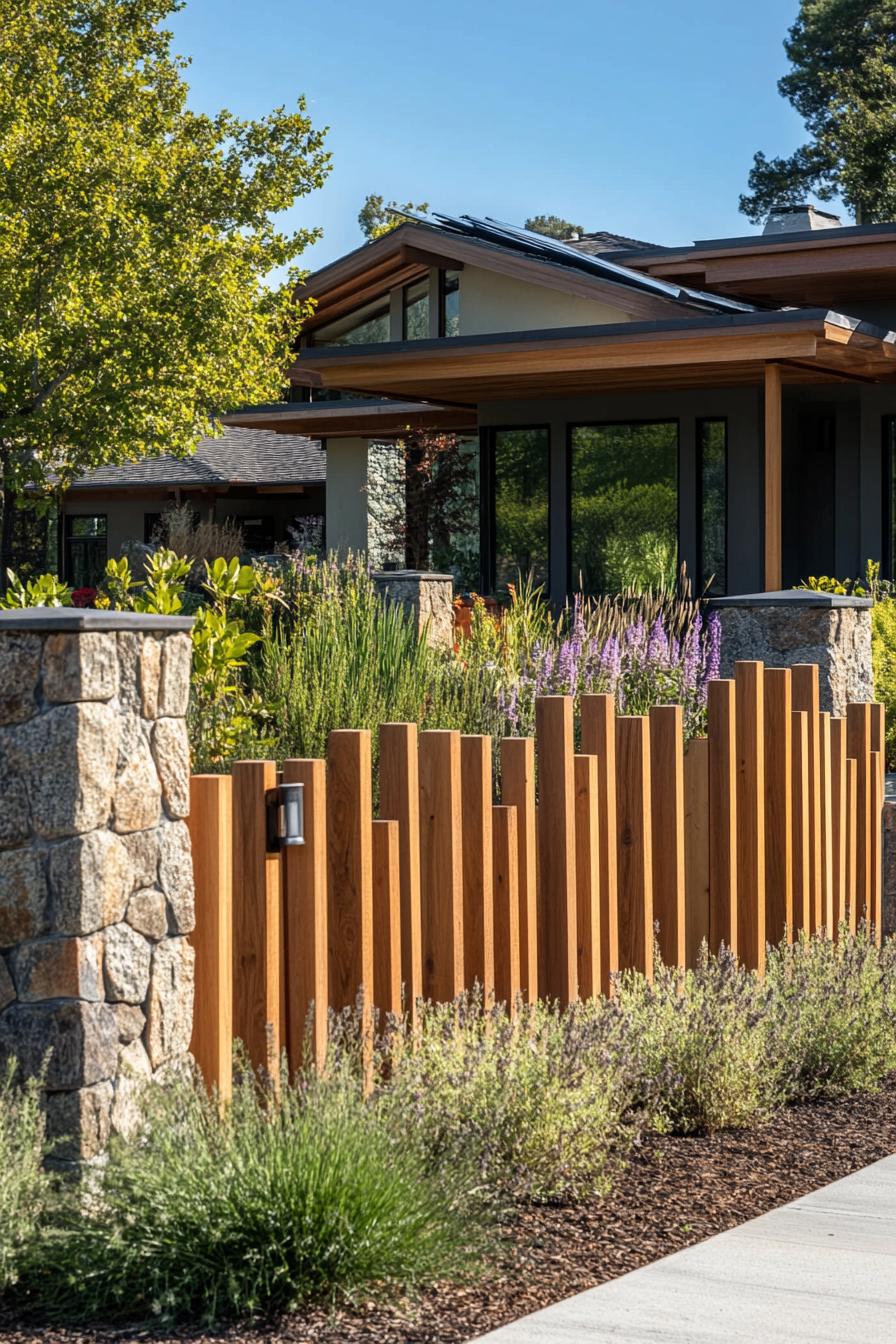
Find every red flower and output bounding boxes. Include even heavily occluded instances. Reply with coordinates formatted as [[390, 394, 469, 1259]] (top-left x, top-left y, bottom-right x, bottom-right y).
[[71, 587, 97, 608]]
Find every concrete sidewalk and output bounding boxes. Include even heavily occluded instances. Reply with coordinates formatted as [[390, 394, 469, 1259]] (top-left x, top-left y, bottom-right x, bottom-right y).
[[474, 1154, 896, 1343]]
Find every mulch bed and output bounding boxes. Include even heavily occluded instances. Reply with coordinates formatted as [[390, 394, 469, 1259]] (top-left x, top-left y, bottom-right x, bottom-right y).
[[5, 1076, 896, 1344]]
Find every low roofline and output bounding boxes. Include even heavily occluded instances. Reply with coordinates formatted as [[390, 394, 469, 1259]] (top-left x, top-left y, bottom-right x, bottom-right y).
[[298, 307, 886, 365], [616, 221, 896, 264], [64, 476, 323, 493]]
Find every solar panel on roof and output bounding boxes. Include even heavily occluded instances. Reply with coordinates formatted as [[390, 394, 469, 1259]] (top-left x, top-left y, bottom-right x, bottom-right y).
[[396, 209, 756, 316]]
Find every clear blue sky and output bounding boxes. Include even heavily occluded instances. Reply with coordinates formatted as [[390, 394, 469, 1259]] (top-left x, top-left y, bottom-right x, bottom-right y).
[[170, 0, 824, 274]]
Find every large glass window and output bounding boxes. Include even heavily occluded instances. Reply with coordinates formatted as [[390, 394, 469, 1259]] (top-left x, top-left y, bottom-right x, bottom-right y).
[[310, 296, 391, 347], [697, 418, 727, 595], [491, 427, 550, 594], [64, 514, 107, 588], [440, 270, 460, 337], [569, 421, 678, 593], [403, 279, 430, 340]]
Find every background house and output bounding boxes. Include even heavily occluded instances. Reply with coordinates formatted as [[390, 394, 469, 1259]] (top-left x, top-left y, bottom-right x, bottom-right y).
[[58, 427, 325, 586]]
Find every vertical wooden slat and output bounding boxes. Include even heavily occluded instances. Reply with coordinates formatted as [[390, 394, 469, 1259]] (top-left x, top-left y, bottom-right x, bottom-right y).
[[282, 759, 328, 1073], [327, 731, 374, 1035], [581, 693, 619, 995], [846, 756, 858, 934], [871, 749, 884, 943], [818, 711, 834, 934], [847, 702, 872, 926], [708, 679, 737, 955], [764, 361, 783, 591], [735, 662, 765, 972], [536, 696, 578, 1004], [372, 819, 402, 1022], [574, 754, 601, 998], [792, 711, 810, 935], [615, 716, 653, 977], [232, 760, 281, 1075], [379, 723, 422, 1018], [188, 774, 233, 1099], [461, 735, 495, 999], [492, 805, 520, 1010], [683, 737, 710, 966], [763, 668, 792, 948], [871, 702, 886, 797], [830, 719, 848, 935], [500, 737, 537, 1002], [792, 665, 822, 933], [649, 704, 686, 969], [419, 730, 464, 1002]]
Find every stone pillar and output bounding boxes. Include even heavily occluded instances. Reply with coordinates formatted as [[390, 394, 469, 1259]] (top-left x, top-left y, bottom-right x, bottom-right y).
[[371, 569, 455, 649], [709, 590, 873, 716], [0, 609, 195, 1169]]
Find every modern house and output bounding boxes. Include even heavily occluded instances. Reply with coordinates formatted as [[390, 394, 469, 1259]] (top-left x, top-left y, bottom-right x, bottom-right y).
[[226, 205, 896, 604], [58, 427, 325, 586]]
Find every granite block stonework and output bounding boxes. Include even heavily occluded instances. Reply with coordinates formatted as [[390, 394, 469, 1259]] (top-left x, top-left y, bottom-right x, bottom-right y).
[[710, 590, 873, 717], [371, 569, 455, 649], [0, 610, 195, 1167]]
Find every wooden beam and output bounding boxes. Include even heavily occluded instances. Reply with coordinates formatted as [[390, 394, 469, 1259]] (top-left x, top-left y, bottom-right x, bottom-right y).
[[764, 362, 783, 591]]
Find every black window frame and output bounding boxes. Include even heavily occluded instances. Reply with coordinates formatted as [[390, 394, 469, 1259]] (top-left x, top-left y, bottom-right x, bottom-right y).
[[565, 417, 681, 595], [439, 269, 461, 338], [63, 513, 108, 588], [481, 423, 552, 596], [883, 416, 896, 582], [696, 415, 728, 596]]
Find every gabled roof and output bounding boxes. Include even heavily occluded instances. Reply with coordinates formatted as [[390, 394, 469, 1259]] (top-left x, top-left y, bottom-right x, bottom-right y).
[[69, 427, 325, 491], [299, 215, 759, 338]]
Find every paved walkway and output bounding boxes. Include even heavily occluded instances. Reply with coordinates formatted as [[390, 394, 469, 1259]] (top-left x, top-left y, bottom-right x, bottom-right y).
[[474, 1154, 896, 1343]]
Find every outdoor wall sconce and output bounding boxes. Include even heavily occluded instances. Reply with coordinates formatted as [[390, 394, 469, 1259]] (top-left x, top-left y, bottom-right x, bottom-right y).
[[265, 782, 305, 852]]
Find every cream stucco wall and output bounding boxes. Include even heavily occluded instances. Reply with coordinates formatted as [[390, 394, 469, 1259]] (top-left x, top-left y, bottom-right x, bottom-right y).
[[458, 265, 634, 336], [324, 436, 369, 553]]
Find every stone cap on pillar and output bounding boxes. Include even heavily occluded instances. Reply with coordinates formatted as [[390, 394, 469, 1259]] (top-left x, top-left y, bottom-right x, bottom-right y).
[[0, 609, 194, 632], [370, 569, 454, 582], [708, 590, 872, 610]]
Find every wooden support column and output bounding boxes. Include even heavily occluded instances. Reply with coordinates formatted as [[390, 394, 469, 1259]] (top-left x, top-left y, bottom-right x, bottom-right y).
[[764, 362, 783, 592]]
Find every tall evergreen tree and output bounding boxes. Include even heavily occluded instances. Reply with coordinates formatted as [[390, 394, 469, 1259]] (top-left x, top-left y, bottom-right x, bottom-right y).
[[740, 0, 896, 224]]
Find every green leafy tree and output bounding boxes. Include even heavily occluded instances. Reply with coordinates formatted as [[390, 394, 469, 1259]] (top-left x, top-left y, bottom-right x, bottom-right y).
[[524, 215, 585, 239], [358, 194, 429, 240], [740, 0, 896, 223], [0, 0, 330, 576]]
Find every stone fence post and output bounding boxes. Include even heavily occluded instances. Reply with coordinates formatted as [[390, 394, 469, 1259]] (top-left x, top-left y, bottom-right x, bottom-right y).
[[371, 569, 455, 648], [709, 589, 873, 716], [0, 609, 195, 1169]]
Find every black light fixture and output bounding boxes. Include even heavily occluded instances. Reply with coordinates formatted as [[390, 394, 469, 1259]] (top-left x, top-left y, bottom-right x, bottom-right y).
[[265, 783, 305, 852]]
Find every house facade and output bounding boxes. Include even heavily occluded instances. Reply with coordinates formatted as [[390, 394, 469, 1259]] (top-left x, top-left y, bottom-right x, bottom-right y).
[[226, 206, 896, 603]]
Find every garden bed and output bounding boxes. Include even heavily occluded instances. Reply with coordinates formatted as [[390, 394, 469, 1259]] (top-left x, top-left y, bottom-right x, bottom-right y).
[[4, 1075, 896, 1344]]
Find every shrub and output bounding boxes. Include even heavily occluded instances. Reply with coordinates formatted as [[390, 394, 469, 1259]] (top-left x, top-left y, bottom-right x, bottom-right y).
[[765, 929, 896, 1104], [615, 948, 772, 1134], [376, 996, 643, 1205], [26, 1066, 481, 1326], [872, 598, 896, 770], [0, 1062, 49, 1292]]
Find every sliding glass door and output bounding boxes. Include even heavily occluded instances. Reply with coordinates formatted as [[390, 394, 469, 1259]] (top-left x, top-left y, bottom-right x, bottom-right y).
[[569, 421, 678, 593], [488, 427, 550, 595]]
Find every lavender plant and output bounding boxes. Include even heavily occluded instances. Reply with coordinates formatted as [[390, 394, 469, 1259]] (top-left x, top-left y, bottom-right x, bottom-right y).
[[615, 946, 773, 1135], [764, 927, 896, 1103], [375, 994, 645, 1205]]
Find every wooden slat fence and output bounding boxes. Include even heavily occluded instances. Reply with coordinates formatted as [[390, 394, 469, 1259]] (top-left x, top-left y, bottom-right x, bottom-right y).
[[189, 662, 886, 1093]]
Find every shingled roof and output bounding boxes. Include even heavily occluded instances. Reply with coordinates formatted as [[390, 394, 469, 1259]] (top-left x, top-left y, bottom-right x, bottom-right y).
[[70, 427, 325, 490]]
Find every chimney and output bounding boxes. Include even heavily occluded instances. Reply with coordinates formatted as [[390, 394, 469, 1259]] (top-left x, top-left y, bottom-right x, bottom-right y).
[[763, 204, 843, 235]]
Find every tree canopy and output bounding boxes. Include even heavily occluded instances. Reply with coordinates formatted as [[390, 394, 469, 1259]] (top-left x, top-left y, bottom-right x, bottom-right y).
[[524, 215, 585, 239], [0, 0, 330, 566], [740, 0, 896, 223], [358, 194, 429, 240]]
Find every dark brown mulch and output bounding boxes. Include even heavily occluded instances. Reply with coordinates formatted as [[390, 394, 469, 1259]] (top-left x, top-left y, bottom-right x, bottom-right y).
[[5, 1076, 896, 1344]]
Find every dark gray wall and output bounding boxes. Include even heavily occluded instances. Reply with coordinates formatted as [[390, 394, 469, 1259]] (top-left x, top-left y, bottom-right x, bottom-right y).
[[479, 382, 896, 597]]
